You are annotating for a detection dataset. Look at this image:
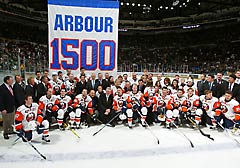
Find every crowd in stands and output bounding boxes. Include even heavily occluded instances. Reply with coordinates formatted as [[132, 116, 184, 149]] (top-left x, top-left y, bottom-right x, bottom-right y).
[[118, 23, 240, 74], [0, 38, 48, 72]]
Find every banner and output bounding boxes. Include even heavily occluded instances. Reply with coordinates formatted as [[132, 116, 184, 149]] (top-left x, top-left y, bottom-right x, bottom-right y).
[[48, 0, 119, 76]]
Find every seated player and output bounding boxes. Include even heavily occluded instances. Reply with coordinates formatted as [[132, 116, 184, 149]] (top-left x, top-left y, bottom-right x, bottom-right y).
[[53, 88, 72, 130], [215, 91, 239, 129], [38, 88, 58, 126], [15, 95, 50, 142]]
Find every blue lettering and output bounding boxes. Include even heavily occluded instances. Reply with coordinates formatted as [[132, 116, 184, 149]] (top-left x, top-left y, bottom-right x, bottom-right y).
[[105, 17, 113, 33], [95, 17, 103, 32], [85, 16, 93, 32], [65, 15, 73, 31], [75, 16, 83, 32], [54, 14, 63, 31]]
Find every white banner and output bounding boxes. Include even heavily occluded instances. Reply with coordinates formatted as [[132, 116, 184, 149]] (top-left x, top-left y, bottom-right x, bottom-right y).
[[48, 0, 119, 77]]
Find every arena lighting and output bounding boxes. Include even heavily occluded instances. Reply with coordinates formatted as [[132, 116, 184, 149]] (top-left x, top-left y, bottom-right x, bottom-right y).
[[143, 4, 146, 7], [198, 2, 201, 5], [171, 7, 174, 10], [132, 3, 135, 6], [120, 2, 123, 5], [165, 6, 168, 9], [182, 24, 200, 29], [129, 12, 132, 15], [183, 3, 186, 5], [179, 5, 182, 7], [138, 3, 141, 7], [172, 0, 179, 6], [126, 2, 129, 6]]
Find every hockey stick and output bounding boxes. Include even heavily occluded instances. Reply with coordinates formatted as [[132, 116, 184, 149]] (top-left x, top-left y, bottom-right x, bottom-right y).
[[187, 117, 214, 141], [213, 119, 240, 144], [14, 131, 47, 160], [64, 123, 81, 139], [171, 121, 194, 148], [93, 112, 121, 136], [137, 110, 160, 144]]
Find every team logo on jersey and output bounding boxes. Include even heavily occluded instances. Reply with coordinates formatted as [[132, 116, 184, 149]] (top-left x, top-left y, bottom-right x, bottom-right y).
[[60, 102, 67, 109], [202, 103, 210, 111], [46, 103, 53, 110], [221, 105, 228, 113], [26, 112, 36, 122]]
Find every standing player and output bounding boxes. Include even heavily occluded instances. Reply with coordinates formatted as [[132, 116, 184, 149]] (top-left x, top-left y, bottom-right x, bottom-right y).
[[15, 95, 50, 142]]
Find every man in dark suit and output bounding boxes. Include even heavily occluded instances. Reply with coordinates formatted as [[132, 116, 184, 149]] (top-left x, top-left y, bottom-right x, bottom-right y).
[[137, 79, 146, 93], [197, 73, 207, 96], [226, 74, 240, 102], [75, 75, 86, 95], [98, 87, 115, 126], [0, 76, 15, 139], [36, 76, 48, 102], [86, 73, 98, 92], [96, 73, 109, 90], [25, 77, 37, 102], [13, 75, 25, 108], [203, 74, 216, 93], [213, 72, 228, 98]]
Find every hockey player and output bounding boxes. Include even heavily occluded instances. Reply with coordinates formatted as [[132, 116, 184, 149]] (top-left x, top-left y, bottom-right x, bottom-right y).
[[49, 72, 63, 95], [70, 89, 92, 129], [113, 86, 128, 124], [165, 88, 186, 128], [15, 95, 50, 142], [183, 87, 202, 125], [38, 88, 58, 125], [200, 90, 219, 128], [63, 74, 77, 100], [53, 88, 72, 130], [216, 91, 239, 129], [124, 84, 148, 128]]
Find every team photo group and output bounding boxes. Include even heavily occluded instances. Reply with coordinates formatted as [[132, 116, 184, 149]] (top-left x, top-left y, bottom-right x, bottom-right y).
[[1, 68, 240, 143]]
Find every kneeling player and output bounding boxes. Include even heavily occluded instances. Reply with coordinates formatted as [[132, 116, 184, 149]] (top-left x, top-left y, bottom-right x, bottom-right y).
[[15, 95, 50, 142]]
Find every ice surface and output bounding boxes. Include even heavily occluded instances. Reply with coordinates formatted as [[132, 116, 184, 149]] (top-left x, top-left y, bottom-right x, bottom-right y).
[[1, 125, 240, 168]]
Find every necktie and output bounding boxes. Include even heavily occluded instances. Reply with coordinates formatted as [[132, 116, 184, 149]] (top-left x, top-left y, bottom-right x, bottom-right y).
[[9, 85, 14, 96], [92, 80, 95, 88], [209, 83, 212, 90]]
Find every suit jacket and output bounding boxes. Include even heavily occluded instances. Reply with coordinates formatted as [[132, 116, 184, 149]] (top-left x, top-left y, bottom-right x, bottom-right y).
[[226, 82, 240, 102], [25, 84, 37, 102], [13, 82, 25, 108], [75, 81, 86, 95], [213, 79, 228, 98], [98, 93, 113, 113], [36, 83, 48, 102], [96, 79, 110, 90], [197, 80, 207, 96], [137, 85, 146, 94], [86, 79, 98, 92], [202, 81, 216, 93], [0, 84, 15, 113]]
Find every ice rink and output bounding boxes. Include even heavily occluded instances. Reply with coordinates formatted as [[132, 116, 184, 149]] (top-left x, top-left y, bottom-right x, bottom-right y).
[[1, 125, 240, 168]]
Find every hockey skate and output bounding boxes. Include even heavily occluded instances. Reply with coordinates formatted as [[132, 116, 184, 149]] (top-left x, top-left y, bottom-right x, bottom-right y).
[[42, 135, 50, 143]]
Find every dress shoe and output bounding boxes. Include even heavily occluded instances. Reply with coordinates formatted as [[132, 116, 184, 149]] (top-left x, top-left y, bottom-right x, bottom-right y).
[[3, 134, 9, 140]]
